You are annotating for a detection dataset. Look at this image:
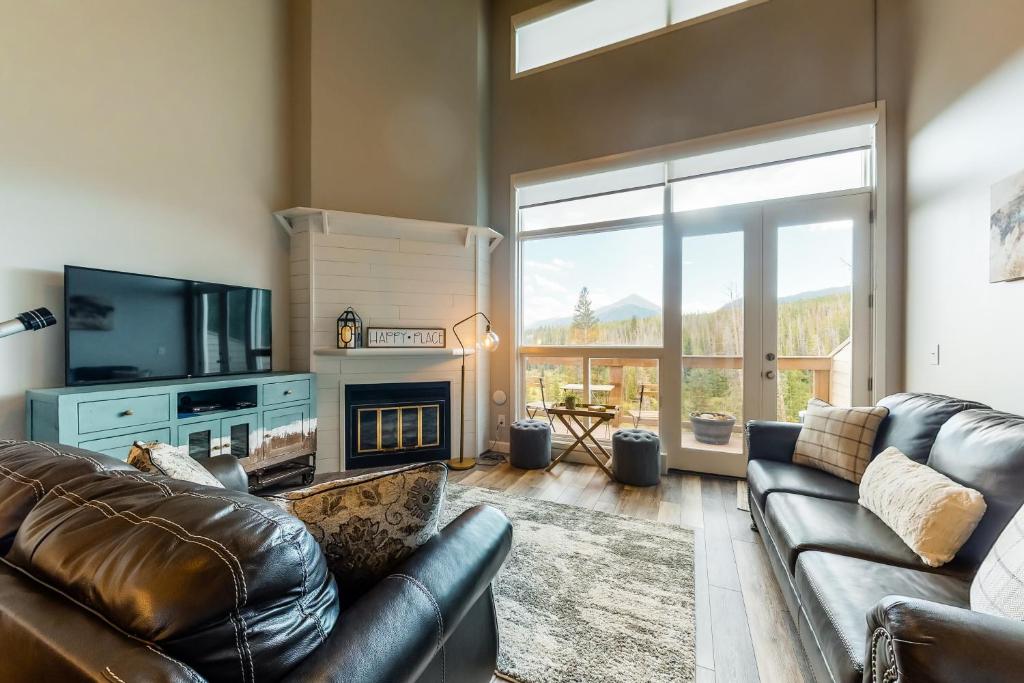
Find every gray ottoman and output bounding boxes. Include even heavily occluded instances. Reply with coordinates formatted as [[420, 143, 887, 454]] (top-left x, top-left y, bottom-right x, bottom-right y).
[[509, 419, 551, 469], [612, 429, 661, 486]]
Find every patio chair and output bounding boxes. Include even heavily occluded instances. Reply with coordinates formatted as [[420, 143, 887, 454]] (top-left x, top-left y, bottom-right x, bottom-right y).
[[525, 376, 555, 427], [628, 383, 659, 429]]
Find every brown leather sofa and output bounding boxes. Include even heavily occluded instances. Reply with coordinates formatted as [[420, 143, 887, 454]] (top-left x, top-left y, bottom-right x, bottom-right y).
[[746, 393, 1024, 683], [0, 440, 512, 682]]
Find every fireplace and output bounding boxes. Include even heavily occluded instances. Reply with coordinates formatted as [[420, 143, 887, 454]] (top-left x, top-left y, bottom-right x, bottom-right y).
[[344, 381, 451, 469]]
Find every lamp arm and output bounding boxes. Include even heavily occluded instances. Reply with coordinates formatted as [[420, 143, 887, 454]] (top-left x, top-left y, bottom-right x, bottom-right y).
[[452, 311, 492, 353]]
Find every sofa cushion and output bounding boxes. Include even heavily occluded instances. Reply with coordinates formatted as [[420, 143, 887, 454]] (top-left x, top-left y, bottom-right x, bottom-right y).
[[6, 470, 339, 682], [795, 551, 970, 683], [128, 441, 225, 488], [764, 492, 974, 580], [266, 462, 447, 603], [928, 410, 1024, 567], [0, 560, 202, 682], [747, 459, 859, 511], [859, 447, 987, 567], [793, 399, 889, 483], [0, 440, 136, 552], [874, 393, 989, 462]]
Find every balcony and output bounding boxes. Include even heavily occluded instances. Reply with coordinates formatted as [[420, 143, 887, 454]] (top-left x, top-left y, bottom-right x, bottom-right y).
[[523, 340, 851, 455]]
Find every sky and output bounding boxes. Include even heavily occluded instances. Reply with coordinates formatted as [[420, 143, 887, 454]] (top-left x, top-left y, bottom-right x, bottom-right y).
[[521, 151, 864, 328], [522, 220, 853, 327]]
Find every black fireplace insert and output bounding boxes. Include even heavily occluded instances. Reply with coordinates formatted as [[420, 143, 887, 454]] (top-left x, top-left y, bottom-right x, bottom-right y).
[[344, 381, 451, 469]]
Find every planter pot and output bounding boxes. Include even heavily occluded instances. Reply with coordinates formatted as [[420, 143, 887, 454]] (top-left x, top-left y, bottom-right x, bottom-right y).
[[689, 412, 736, 445], [564, 396, 577, 410]]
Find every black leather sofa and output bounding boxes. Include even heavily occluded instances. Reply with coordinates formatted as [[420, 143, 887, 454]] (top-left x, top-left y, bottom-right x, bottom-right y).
[[746, 393, 1024, 683], [0, 440, 512, 682]]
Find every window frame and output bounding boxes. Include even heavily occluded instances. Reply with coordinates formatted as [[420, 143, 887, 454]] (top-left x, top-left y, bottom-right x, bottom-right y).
[[507, 104, 888, 467], [510, 0, 770, 79]]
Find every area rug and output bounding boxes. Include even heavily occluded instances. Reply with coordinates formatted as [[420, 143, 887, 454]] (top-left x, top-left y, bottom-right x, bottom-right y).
[[442, 484, 696, 683], [737, 479, 750, 511]]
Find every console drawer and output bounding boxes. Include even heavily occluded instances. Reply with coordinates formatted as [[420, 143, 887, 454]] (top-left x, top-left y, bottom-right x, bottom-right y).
[[78, 427, 172, 461], [263, 379, 310, 406], [78, 394, 171, 434]]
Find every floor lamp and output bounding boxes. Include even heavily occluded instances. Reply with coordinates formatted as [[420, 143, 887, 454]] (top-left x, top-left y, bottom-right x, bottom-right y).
[[450, 311, 499, 471]]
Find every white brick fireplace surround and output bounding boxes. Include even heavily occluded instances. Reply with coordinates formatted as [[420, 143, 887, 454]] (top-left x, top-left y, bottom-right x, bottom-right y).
[[275, 208, 501, 474]]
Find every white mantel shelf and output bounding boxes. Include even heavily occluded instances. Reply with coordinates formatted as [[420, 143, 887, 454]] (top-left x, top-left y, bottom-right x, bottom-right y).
[[313, 347, 475, 358]]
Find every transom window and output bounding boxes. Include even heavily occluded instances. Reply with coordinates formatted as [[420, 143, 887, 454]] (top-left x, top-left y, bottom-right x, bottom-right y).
[[513, 0, 766, 76]]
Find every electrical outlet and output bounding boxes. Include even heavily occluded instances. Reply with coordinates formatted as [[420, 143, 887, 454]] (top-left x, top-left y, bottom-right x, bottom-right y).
[[497, 414, 506, 429]]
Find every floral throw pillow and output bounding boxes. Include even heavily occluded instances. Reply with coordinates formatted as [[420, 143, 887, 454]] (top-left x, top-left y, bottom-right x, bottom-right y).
[[265, 462, 447, 598], [127, 441, 224, 488]]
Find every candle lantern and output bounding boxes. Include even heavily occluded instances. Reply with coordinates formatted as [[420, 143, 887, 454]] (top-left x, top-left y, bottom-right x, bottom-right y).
[[337, 307, 362, 349]]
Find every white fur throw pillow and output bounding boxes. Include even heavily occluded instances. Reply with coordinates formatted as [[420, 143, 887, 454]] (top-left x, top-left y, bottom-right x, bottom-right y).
[[128, 441, 224, 488], [972, 502, 1024, 620], [859, 447, 986, 567]]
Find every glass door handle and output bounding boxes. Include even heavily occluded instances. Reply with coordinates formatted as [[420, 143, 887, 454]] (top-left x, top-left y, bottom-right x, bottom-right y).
[[764, 370, 776, 379]]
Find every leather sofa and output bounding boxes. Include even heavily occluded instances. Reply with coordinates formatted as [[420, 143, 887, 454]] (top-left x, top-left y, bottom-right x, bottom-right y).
[[0, 440, 512, 682], [746, 393, 1024, 683]]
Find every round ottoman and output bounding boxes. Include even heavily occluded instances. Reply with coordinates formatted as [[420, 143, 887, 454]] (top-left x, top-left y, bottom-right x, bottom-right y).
[[612, 429, 661, 486], [509, 419, 552, 469]]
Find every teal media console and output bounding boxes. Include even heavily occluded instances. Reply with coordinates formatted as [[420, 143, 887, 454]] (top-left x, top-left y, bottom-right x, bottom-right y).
[[25, 372, 317, 477]]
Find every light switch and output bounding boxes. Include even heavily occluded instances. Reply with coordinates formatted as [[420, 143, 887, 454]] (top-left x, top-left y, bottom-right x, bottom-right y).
[[928, 344, 940, 366]]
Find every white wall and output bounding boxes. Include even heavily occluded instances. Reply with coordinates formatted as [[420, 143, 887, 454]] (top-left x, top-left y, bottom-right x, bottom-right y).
[[904, 0, 1024, 413], [0, 0, 293, 438]]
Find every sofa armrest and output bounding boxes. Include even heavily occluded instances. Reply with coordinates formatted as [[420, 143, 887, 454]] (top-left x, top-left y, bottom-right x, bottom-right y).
[[283, 504, 512, 683], [200, 455, 248, 492], [745, 420, 802, 463], [865, 596, 1024, 683]]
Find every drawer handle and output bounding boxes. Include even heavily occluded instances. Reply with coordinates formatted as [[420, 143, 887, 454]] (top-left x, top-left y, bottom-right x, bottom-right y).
[[284, 389, 293, 395], [121, 409, 135, 417]]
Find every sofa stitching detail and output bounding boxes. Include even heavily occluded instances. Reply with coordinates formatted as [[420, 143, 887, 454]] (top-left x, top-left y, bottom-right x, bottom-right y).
[[390, 573, 445, 683], [103, 666, 126, 683], [0, 464, 44, 500], [179, 488, 331, 644], [145, 646, 204, 683], [799, 558, 860, 667], [49, 484, 253, 683], [119, 473, 331, 645]]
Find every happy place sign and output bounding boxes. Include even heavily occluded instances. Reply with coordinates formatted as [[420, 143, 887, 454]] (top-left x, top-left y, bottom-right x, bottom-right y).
[[365, 327, 447, 349]]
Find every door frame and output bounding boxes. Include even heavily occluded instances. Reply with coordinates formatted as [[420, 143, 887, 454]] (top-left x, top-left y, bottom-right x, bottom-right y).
[[667, 188, 873, 476]]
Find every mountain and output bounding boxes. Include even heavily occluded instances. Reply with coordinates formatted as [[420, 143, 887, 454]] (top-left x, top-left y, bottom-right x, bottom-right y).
[[718, 286, 849, 310], [526, 294, 661, 330]]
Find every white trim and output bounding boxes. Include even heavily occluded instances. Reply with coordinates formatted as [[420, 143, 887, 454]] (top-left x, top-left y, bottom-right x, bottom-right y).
[[870, 102, 889, 401]]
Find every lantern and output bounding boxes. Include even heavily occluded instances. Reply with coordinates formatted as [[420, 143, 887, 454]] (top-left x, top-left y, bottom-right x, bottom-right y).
[[337, 307, 362, 349]]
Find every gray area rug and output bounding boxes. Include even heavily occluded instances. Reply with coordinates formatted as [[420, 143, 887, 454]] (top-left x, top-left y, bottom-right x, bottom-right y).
[[443, 484, 696, 683]]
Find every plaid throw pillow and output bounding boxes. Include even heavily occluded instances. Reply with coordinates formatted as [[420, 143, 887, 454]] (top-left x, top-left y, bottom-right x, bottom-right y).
[[792, 399, 889, 483], [972, 502, 1024, 620]]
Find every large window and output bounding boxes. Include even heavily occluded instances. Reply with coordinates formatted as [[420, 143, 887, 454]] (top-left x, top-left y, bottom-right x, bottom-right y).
[[513, 0, 764, 76], [514, 121, 876, 463]]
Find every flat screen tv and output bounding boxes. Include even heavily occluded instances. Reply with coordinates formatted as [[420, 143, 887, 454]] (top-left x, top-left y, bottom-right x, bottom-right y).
[[65, 266, 272, 386]]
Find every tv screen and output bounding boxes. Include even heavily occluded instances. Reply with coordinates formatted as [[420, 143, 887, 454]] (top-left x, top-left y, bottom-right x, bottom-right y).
[[65, 266, 272, 386]]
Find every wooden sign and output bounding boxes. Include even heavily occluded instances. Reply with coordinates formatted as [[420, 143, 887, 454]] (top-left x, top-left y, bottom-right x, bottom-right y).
[[366, 327, 446, 348]]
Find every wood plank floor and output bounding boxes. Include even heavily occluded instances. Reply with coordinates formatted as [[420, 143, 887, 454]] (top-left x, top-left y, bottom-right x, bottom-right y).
[[450, 460, 812, 683]]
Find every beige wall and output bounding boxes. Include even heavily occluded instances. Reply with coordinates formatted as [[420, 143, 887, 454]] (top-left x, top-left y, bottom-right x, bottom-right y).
[[486, 0, 906, 428], [0, 0, 292, 438], [296, 0, 488, 226], [903, 0, 1024, 413]]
